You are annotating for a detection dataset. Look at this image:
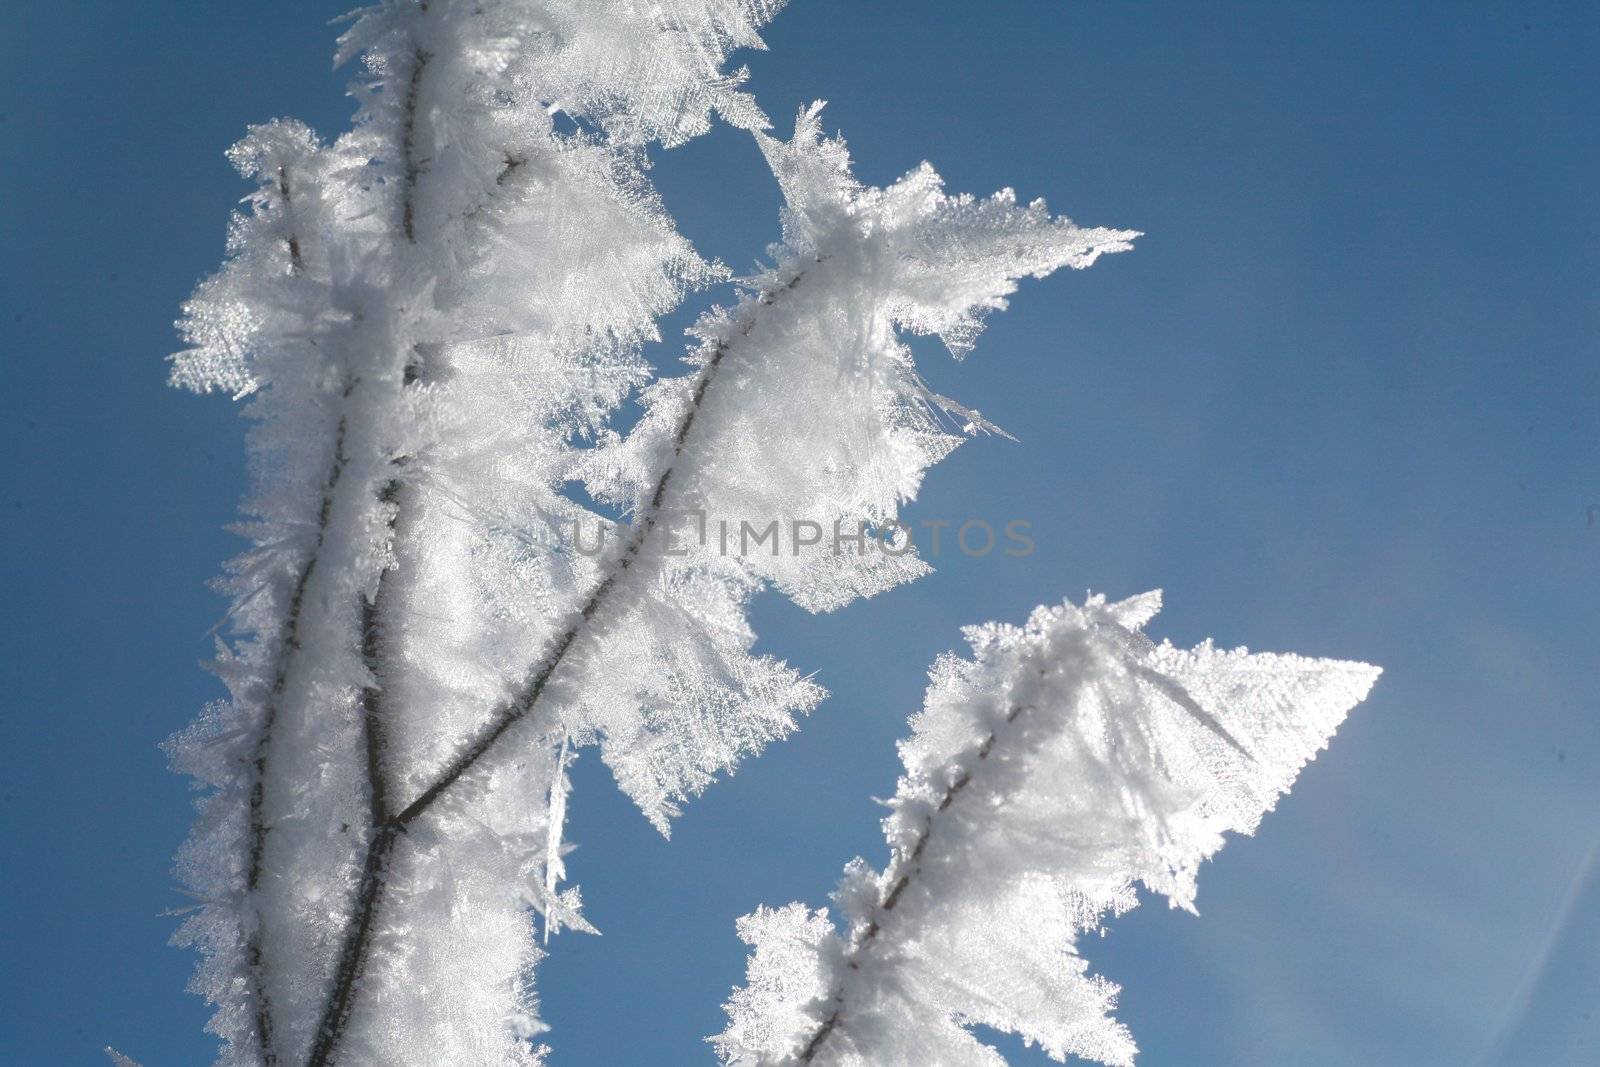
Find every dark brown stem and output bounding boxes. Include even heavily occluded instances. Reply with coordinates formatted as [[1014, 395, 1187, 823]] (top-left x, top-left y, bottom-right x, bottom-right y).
[[276, 165, 305, 274], [303, 26, 434, 1057], [242, 401, 353, 1065], [305, 267, 811, 1065], [304, 822, 398, 1067], [400, 48, 431, 244], [495, 155, 525, 187], [359, 479, 403, 827], [796, 702, 1033, 1064], [305, 476, 402, 1067], [463, 154, 528, 223]]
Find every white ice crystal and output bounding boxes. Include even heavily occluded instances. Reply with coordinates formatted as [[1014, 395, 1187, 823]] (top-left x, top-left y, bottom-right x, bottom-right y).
[[569, 106, 1134, 823], [167, 2, 781, 1063], [168, 4, 1135, 1063], [714, 592, 1380, 1065]]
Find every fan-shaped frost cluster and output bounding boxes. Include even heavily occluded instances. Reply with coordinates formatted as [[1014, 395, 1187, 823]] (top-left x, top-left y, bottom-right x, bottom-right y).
[[715, 592, 1379, 1065]]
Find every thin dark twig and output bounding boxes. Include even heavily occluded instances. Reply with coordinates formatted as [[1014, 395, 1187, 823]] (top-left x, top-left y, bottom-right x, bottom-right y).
[[400, 266, 810, 826], [305, 477, 402, 1066], [304, 29, 434, 1057], [304, 820, 399, 1067], [242, 399, 353, 1065], [495, 155, 525, 187], [360, 479, 403, 827], [795, 702, 1034, 1064], [277, 166, 304, 274], [306, 266, 812, 1065], [400, 49, 430, 244], [462, 154, 528, 223]]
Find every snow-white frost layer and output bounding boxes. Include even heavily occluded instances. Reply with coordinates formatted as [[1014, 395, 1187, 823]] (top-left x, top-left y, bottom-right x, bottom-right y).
[[167, 2, 1137, 1062], [570, 104, 1135, 824], [167, 2, 786, 1063], [715, 591, 1380, 1065]]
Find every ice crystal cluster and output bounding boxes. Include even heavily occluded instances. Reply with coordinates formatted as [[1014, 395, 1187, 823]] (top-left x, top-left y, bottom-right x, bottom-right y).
[[170, 2, 793, 1062], [573, 107, 1133, 824], [714, 592, 1380, 1065], [165, 2, 1373, 1064]]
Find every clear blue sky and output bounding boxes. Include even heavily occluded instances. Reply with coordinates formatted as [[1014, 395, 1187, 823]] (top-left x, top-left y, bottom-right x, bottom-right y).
[[4, 2, 1597, 1064]]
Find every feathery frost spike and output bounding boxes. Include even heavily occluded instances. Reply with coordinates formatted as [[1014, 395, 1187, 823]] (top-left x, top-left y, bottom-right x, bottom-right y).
[[572, 106, 1135, 825], [714, 592, 1379, 1065], [167, 1, 782, 1062]]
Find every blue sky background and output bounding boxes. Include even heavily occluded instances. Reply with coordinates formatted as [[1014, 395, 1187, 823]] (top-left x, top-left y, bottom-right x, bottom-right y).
[[4, 2, 1597, 1064]]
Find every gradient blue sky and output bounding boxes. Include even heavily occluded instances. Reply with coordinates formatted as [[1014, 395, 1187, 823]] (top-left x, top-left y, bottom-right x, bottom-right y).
[[4, 2, 1597, 1064]]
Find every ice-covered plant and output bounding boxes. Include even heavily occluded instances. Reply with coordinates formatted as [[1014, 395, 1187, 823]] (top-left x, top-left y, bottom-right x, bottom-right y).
[[714, 592, 1380, 1065], [166, 2, 1373, 1065], [170, 2, 791, 1061], [167, 1, 1130, 1062]]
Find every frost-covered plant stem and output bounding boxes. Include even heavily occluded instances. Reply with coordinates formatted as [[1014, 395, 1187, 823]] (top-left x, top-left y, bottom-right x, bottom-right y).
[[234, 148, 332, 1061], [308, 261, 813, 1063], [175, 1, 770, 1055], [240, 215, 374, 1063], [277, 166, 306, 274], [304, 45, 427, 1057], [173, 4, 1137, 1060], [308, 480, 402, 1066], [796, 696, 1034, 1063], [287, 18, 434, 1059], [240, 402, 336, 1061], [716, 593, 1379, 1066]]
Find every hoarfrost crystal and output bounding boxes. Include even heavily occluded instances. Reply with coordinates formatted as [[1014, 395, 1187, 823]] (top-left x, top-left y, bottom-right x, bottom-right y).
[[715, 592, 1379, 1065]]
